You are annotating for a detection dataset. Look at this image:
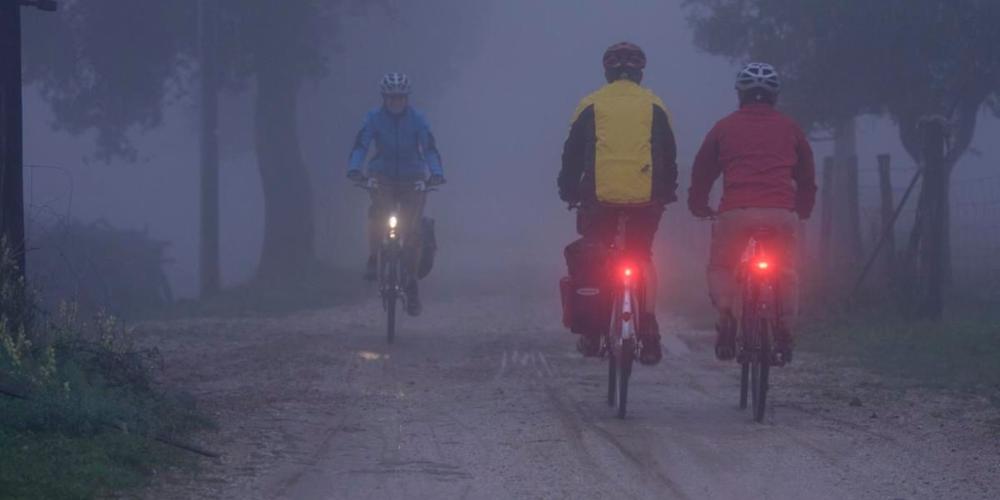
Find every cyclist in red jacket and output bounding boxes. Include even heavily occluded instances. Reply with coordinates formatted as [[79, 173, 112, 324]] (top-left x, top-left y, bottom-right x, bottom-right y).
[[687, 62, 817, 363]]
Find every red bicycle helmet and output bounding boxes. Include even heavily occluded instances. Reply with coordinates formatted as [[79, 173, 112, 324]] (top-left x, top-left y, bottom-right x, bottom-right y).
[[603, 42, 646, 71]]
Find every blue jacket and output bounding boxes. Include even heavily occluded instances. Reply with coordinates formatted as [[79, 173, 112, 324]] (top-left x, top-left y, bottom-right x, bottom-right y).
[[348, 106, 444, 179]]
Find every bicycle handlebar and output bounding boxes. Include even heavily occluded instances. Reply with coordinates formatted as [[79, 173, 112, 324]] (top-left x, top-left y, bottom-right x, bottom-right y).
[[353, 179, 438, 193]]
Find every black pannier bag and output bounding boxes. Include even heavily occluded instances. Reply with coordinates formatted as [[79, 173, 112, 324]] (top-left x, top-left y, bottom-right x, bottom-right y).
[[560, 237, 612, 336]]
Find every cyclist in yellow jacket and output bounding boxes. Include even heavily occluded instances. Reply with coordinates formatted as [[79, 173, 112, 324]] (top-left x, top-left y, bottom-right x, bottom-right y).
[[558, 42, 679, 365]]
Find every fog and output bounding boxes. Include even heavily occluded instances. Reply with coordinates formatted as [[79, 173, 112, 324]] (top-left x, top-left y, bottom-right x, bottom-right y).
[[21, 0, 1000, 303]]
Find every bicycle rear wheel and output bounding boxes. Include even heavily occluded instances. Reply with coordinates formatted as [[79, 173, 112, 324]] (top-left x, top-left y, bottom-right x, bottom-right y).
[[750, 322, 770, 422], [615, 339, 634, 419], [739, 360, 750, 409], [607, 349, 617, 407]]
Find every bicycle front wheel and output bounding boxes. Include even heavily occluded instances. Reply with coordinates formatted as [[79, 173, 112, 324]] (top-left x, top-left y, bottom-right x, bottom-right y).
[[386, 292, 397, 344], [384, 256, 399, 344]]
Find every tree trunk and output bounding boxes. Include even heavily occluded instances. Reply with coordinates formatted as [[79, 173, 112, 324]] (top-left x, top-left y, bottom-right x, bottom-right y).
[[877, 154, 895, 288], [918, 119, 946, 320], [829, 118, 862, 283], [0, 3, 26, 277], [252, 61, 316, 282], [199, 0, 220, 297], [897, 104, 977, 310]]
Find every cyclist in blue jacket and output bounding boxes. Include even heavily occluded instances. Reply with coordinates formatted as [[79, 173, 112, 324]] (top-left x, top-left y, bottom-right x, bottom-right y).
[[347, 72, 445, 316]]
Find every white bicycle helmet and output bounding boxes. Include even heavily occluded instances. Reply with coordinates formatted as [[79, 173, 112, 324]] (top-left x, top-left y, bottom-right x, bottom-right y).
[[379, 72, 411, 95], [735, 62, 781, 95]]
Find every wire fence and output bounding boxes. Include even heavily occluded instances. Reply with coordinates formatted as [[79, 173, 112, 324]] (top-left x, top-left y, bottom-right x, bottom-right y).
[[858, 169, 1000, 286]]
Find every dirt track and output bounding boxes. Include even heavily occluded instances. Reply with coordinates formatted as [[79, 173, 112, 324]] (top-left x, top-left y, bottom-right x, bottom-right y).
[[140, 295, 1000, 499]]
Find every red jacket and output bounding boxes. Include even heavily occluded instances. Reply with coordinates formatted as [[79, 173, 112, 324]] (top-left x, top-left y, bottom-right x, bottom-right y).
[[688, 104, 817, 218]]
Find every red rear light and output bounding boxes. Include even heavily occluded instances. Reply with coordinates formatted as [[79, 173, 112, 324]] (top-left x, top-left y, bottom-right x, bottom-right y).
[[756, 261, 770, 271], [624, 267, 633, 278]]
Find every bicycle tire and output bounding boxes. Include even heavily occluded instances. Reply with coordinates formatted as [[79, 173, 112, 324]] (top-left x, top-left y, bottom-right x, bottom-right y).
[[739, 360, 750, 410], [607, 292, 622, 408], [616, 339, 634, 419], [751, 322, 770, 422], [385, 257, 398, 344], [607, 349, 617, 407]]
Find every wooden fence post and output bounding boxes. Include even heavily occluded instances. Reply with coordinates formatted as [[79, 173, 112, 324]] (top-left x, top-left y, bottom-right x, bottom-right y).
[[846, 155, 863, 266], [819, 156, 834, 282], [877, 154, 895, 287]]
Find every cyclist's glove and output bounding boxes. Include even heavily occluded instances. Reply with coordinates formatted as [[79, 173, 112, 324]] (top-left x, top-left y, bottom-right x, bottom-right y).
[[559, 189, 579, 205], [347, 170, 365, 183], [427, 174, 446, 187], [690, 205, 717, 219]]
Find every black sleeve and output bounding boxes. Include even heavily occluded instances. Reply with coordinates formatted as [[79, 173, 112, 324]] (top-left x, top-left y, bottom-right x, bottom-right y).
[[558, 105, 594, 203], [651, 104, 679, 204]]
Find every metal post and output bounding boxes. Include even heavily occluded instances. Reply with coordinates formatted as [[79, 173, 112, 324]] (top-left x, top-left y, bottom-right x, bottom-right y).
[[0, 2, 26, 274]]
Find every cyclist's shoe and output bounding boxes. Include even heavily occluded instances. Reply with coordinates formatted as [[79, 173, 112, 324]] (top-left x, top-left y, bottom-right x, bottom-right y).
[[405, 282, 422, 316], [576, 335, 601, 357], [773, 326, 794, 366], [714, 312, 737, 361], [363, 255, 377, 281], [639, 313, 662, 366]]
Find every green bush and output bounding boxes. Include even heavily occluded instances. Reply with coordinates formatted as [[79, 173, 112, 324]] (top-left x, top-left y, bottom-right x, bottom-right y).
[[0, 242, 207, 499]]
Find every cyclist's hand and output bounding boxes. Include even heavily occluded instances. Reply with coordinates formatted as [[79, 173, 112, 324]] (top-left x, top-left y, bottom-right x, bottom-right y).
[[347, 170, 365, 183], [365, 177, 379, 190], [559, 189, 579, 205], [414, 180, 427, 192], [691, 205, 717, 219], [427, 174, 446, 187]]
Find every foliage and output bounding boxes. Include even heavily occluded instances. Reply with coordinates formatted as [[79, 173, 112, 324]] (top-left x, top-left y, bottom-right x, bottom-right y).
[[684, 0, 1000, 163], [29, 220, 174, 317], [0, 242, 207, 499]]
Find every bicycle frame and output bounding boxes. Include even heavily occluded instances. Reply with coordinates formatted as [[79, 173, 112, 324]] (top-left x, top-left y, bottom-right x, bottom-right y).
[[354, 178, 433, 343], [738, 235, 784, 354], [379, 214, 405, 302]]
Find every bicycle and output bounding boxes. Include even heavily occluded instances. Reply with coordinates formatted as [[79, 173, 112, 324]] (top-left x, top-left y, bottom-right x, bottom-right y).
[[355, 179, 433, 343], [735, 227, 787, 423], [570, 205, 646, 419]]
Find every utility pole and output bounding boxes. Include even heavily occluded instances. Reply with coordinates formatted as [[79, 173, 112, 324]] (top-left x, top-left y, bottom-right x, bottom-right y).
[[0, 0, 57, 278], [199, 0, 221, 297]]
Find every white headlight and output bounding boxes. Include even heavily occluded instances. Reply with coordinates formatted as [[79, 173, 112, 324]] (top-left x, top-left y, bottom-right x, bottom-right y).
[[388, 216, 398, 229]]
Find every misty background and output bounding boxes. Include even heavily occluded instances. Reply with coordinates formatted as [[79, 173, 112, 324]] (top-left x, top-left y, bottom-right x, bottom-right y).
[[19, 0, 1000, 308]]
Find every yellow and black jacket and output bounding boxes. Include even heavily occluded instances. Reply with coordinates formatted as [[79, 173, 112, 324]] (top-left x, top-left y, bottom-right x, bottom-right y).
[[559, 80, 678, 206]]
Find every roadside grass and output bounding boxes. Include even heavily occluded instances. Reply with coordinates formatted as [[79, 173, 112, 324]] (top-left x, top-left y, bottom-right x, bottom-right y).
[[1, 245, 210, 499], [1, 428, 162, 499], [801, 305, 1000, 401]]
